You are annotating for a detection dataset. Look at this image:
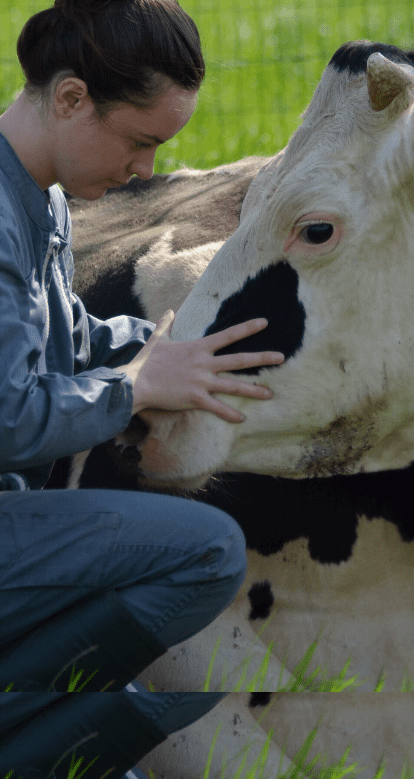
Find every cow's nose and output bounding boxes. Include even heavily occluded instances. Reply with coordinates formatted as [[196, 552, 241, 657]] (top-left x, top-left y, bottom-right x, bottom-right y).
[[117, 445, 143, 465], [114, 414, 150, 449]]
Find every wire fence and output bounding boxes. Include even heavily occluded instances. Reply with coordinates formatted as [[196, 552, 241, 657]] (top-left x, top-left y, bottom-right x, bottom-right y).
[[2, 0, 414, 170]]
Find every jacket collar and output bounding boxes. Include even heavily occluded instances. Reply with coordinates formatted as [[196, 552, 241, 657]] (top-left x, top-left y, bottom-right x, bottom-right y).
[[0, 132, 56, 232]]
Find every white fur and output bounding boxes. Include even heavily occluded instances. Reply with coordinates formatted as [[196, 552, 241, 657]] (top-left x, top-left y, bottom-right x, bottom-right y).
[[67, 449, 91, 489], [132, 228, 222, 322]]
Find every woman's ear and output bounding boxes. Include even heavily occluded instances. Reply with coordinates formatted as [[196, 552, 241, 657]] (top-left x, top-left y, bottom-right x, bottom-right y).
[[53, 77, 91, 116]]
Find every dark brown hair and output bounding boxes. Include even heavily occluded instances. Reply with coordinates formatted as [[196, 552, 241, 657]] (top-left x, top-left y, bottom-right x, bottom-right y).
[[17, 0, 205, 114]]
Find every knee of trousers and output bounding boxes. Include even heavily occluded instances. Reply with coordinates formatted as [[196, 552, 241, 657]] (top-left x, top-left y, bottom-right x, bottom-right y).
[[196, 505, 247, 584]]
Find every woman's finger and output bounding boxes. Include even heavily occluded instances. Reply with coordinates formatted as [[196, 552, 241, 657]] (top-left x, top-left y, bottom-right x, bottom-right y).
[[203, 318, 270, 351], [212, 350, 284, 372], [211, 378, 274, 399], [201, 396, 246, 423]]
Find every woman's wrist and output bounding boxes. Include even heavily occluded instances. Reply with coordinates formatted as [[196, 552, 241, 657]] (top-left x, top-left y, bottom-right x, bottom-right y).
[[114, 360, 147, 415]]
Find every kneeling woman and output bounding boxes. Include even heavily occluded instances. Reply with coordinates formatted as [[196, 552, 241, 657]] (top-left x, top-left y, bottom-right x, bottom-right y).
[[0, 0, 283, 776]]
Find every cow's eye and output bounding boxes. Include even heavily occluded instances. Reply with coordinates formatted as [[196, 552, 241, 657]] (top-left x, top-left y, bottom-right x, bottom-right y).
[[300, 223, 334, 244]]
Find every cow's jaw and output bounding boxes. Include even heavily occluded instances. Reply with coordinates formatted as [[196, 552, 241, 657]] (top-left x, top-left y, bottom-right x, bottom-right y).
[[131, 401, 414, 490]]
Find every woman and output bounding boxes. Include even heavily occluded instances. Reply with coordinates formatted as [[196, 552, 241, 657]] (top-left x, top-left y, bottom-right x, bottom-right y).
[[0, 0, 283, 776]]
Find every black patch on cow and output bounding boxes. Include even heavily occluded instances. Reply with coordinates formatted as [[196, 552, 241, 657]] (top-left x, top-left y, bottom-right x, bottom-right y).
[[45, 456, 72, 489], [76, 259, 145, 322], [330, 41, 414, 75], [249, 692, 272, 708], [195, 463, 414, 565], [77, 442, 144, 490], [46, 443, 140, 491], [203, 262, 306, 374], [247, 581, 274, 620]]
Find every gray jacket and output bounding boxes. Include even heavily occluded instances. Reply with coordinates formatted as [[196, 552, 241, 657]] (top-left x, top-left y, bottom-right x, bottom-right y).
[[0, 133, 154, 489]]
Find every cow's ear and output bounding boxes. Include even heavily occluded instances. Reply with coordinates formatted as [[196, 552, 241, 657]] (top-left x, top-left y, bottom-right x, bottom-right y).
[[367, 52, 414, 112]]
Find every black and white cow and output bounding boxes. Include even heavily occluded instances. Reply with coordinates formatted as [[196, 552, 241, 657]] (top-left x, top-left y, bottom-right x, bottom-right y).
[[48, 42, 414, 725]]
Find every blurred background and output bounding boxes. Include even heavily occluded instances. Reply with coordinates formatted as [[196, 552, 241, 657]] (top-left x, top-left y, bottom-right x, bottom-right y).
[[1, 0, 414, 172]]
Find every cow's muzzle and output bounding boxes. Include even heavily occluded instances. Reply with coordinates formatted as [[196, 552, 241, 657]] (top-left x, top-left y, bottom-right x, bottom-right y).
[[109, 414, 150, 474]]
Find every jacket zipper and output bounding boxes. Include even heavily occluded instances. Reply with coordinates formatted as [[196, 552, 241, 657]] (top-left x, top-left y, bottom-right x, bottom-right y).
[[53, 244, 74, 334], [39, 234, 59, 373]]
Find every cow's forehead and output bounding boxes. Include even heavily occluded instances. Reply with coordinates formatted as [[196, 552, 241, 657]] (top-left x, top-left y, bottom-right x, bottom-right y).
[[257, 41, 414, 227]]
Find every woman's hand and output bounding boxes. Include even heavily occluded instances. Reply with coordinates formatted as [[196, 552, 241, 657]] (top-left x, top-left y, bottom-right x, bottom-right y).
[[117, 310, 284, 423]]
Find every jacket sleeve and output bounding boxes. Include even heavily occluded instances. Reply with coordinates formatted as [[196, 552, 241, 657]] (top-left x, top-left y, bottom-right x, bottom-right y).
[[0, 215, 153, 472], [71, 291, 156, 373]]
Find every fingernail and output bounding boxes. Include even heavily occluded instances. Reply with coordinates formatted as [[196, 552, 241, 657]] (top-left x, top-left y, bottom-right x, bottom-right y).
[[238, 413, 246, 422]]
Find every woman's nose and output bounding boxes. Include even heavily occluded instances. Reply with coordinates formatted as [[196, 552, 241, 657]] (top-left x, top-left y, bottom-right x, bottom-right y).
[[130, 152, 156, 181]]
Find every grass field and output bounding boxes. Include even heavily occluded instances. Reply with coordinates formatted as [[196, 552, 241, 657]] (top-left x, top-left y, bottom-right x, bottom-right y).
[[2, 0, 414, 172]]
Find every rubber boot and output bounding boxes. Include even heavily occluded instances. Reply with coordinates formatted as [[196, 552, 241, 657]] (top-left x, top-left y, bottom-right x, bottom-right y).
[[0, 691, 167, 779], [0, 590, 167, 691]]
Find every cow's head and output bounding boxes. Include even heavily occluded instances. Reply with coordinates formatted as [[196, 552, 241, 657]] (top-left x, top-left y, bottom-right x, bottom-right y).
[[117, 41, 414, 489]]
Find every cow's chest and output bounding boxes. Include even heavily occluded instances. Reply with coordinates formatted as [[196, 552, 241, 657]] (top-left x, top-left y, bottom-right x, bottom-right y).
[[241, 515, 414, 691]]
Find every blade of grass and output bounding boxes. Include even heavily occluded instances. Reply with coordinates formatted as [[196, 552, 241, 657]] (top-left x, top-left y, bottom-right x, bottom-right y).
[[202, 636, 223, 692], [202, 723, 223, 779]]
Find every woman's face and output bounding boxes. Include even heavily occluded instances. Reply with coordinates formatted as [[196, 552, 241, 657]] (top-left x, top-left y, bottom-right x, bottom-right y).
[[52, 83, 198, 199]]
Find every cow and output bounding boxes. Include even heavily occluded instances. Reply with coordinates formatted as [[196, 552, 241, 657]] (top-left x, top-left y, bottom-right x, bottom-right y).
[[46, 41, 414, 756]]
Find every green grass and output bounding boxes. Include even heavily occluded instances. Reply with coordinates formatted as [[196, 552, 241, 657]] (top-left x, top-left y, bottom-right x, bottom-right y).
[[196, 619, 362, 693], [2, 1, 414, 172]]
